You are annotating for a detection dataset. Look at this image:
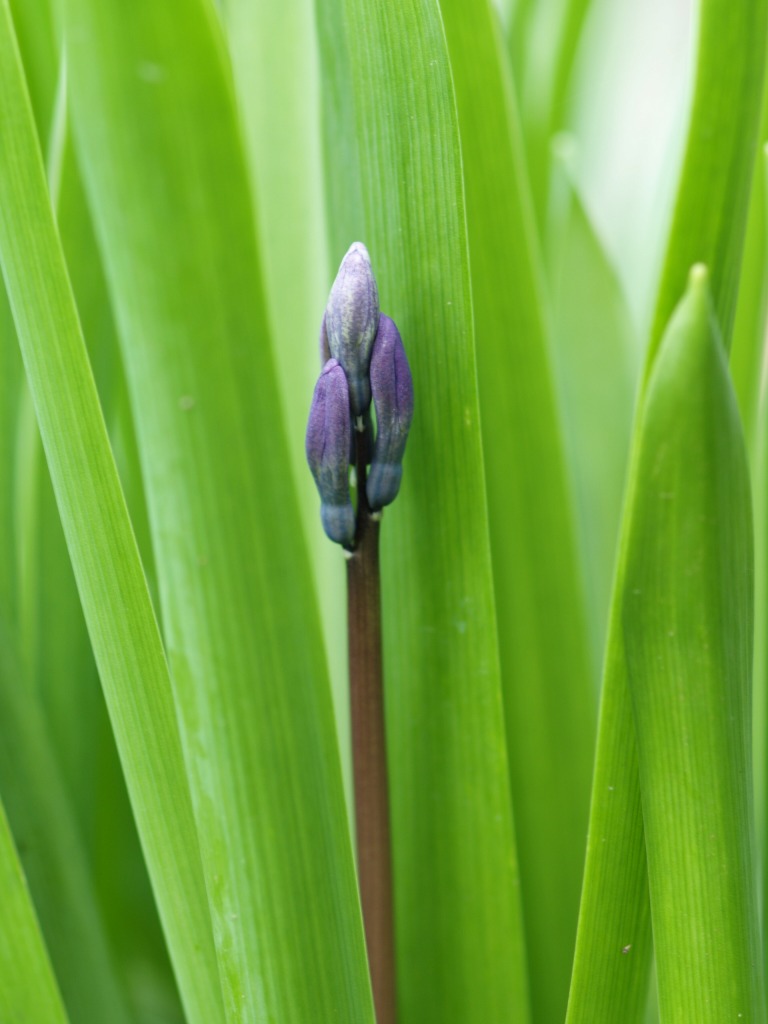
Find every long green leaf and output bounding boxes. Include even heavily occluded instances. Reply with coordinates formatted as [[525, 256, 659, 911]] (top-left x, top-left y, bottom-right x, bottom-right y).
[[0, 796, 69, 1024], [0, 268, 21, 638], [437, 4, 594, 1020], [568, 1, 767, 1019], [0, 635, 132, 1024], [507, 0, 593, 218], [547, 155, 639, 671], [317, 1, 528, 1021], [63, 1, 374, 1021], [647, 1, 768, 361], [53, 128, 183, 1019], [219, 0, 351, 798], [731, 114, 768, 450], [624, 267, 763, 1021], [750, 148, 768, 984], [0, 6, 224, 1022]]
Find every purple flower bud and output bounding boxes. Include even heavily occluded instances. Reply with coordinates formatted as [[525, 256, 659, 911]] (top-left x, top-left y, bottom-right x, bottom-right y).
[[325, 242, 380, 417], [305, 359, 355, 547], [366, 315, 414, 511]]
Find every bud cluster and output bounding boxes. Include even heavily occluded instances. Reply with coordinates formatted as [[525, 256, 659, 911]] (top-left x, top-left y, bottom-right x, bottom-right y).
[[306, 242, 414, 549]]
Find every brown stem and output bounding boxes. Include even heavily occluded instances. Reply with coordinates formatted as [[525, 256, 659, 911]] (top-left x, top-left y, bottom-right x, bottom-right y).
[[347, 424, 396, 1024]]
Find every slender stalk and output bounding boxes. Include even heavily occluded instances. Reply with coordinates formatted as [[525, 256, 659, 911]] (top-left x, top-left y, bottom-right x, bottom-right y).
[[347, 425, 396, 1024]]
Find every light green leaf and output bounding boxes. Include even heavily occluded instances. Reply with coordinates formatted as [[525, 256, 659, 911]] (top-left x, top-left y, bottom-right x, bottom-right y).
[[63, 0, 374, 1021], [507, 0, 594, 216], [0, 4, 224, 1022], [219, 0, 351, 798], [317, 1, 528, 1021], [624, 267, 763, 1021], [647, 0, 768, 364], [0, 286, 21, 636], [731, 126, 768, 449], [0, 796, 69, 1024], [53, 127, 182, 1019], [438, 4, 595, 1021], [748, 147, 768, 984], [547, 151, 639, 671], [568, 2, 768, 1019]]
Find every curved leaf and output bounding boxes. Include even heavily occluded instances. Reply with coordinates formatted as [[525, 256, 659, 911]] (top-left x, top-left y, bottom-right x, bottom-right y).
[[63, 0, 374, 1021], [624, 267, 763, 1020], [0, 5, 224, 1021], [568, 1, 768, 1019]]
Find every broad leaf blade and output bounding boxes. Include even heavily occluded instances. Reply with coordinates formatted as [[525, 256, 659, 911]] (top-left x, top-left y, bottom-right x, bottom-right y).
[[0, 6, 224, 1022], [568, 1, 768, 1019], [219, 0, 351, 796], [64, 1, 374, 1021], [53, 128, 182, 1018], [317, 2, 529, 1021], [624, 268, 763, 1020], [437, 4, 594, 1020]]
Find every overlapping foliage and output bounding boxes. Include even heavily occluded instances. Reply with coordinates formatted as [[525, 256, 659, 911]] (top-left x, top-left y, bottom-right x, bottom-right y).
[[0, 0, 766, 1022]]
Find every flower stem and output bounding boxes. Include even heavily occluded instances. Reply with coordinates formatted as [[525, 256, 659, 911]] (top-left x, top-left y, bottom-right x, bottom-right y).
[[347, 424, 396, 1024]]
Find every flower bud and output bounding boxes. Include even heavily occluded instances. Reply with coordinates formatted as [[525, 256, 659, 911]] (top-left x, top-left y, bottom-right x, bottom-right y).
[[366, 315, 414, 510], [305, 359, 355, 547], [324, 242, 379, 417]]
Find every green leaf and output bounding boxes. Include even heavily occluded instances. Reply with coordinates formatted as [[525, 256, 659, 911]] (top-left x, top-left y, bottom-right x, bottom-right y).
[[0, 286, 21, 636], [647, 0, 768, 364], [507, 0, 594, 216], [218, 0, 351, 799], [437, 4, 595, 1020], [63, 0, 374, 1021], [0, 796, 69, 1024], [731, 129, 768, 449], [568, 2, 768, 1019], [624, 266, 763, 1021], [0, 636, 132, 1024], [317, 1, 529, 1021], [547, 152, 639, 671], [746, 147, 768, 986], [53, 127, 182, 1019], [0, 5, 224, 1022], [8, 0, 58, 145]]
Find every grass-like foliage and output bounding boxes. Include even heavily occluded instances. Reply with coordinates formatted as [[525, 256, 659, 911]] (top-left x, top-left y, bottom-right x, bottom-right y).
[[0, 0, 765, 1022]]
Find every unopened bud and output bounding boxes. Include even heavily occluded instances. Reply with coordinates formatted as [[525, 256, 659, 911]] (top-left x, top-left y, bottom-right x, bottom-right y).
[[305, 360, 355, 547], [366, 315, 414, 510], [325, 242, 379, 416]]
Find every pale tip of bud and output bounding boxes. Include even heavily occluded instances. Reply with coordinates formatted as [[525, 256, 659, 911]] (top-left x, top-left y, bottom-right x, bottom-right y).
[[366, 462, 403, 511], [325, 242, 380, 417], [321, 503, 356, 548]]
